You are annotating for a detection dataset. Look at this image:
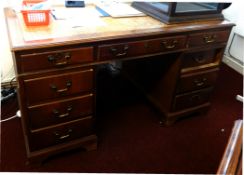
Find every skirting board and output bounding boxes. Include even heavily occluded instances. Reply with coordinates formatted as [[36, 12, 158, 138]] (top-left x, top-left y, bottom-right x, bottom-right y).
[[222, 55, 243, 75]]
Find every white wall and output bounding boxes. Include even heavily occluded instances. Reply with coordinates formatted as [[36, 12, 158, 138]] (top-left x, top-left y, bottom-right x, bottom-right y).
[[222, 0, 244, 74], [0, 1, 17, 83], [222, 0, 244, 37]]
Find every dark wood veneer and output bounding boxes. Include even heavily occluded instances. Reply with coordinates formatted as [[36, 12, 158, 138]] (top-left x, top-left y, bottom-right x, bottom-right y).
[[19, 46, 94, 73], [29, 116, 94, 151], [188, 29, 231, 47], [23, 69, 94, 105], [176, 68, 219, 93], [98, 35, 186, 61], [4, 6, 234, 165], [172, 87, 213, 111], [28, 94, 94, 129]]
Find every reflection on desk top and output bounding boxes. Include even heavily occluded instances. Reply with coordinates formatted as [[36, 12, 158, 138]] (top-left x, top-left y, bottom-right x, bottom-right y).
[[4, 5, 234, 51]]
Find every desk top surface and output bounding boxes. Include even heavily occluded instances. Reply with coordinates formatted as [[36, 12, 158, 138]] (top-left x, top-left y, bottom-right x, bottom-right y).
[[4, 5, 234, 51]]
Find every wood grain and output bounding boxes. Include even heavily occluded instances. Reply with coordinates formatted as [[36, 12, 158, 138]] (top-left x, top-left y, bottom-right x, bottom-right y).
[[217, 120, 243, 175], [4, 6, 234, 51]]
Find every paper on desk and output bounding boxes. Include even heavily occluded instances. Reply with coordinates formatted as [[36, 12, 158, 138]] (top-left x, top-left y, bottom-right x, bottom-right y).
[[17, 12, 106, 42], [51, 6, 104, 20], [65, 16, 105, 28], [51, 6, 106, 28], [95, 2, 145, 17]]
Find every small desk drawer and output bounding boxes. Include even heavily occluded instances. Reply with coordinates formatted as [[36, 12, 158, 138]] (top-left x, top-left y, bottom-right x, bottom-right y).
[[172, 88, 212, 111], [146, 35, 186, 53], [24, 69, 94, 105], [28, 94, 94, 129], [29, 116, 94, 151], [98, 41, 146, 60], [181, 49, 218, 69], [19, 47, 94, 73], [188, 30, 230, 47], [177, 68, 219, 93]]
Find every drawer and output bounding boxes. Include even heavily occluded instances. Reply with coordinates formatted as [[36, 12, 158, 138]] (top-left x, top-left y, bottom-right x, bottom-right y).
[[176, 68, 219, 93], [146, 35, 186, 53], [98, 35, 186, 61], [24, 68, 94, 105], [172, 88, 212, 111], [28, 94, 94, 129], [19, 47, 94, 73], [181, 49, 219, 69], [98, 41, 147, 60], [188, 30, 230, 47], [29, 116, 94, 151]]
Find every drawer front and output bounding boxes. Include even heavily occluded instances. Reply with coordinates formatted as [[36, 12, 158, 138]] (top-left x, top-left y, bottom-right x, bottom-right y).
[[188, 30, 230, 47], [24, 69, 94, 105], [177, 69, 219, 93], [98, 41, 146, 60], [172, 88, 212, 111], [181, 50, 218, 69], [28, 94, 94, 129], [29, 116, 94, 151], [98, 35, 186, 61], [19, 47, 94, 73], [146, 35, 186, 53]]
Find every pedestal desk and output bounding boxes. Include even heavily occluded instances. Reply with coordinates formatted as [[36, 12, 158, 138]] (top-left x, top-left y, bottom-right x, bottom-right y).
[[4, 6, 234, 164]]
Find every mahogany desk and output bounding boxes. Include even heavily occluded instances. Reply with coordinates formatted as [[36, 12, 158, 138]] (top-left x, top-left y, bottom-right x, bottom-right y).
[[4, 6, 234, 164]]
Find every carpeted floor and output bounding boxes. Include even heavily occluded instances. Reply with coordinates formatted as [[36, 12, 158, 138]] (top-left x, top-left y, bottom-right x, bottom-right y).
[[0, 63, 243, 173]]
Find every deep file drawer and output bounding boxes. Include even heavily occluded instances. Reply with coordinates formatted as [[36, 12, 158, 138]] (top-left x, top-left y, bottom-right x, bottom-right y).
[[29, 116, 94, 151], [176, 68, 219, 93], [18, 46, 94, 73], [24, 68, 94, 105], [172, 87, 213, 111], [28, 94, 94, 129]]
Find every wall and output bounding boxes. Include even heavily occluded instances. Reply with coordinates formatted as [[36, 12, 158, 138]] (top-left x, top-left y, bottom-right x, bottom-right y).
[[222, 0, 244, 75], [0, 0, 17, 83]]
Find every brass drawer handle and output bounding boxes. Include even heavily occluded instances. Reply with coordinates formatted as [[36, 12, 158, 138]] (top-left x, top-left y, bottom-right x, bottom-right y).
[[47, 52, 71, 67], [50, 80, 72, 94], [110, 45, 129, 57], [203, 35, 216, 43], [162, 40, 178, 49], [53, 106, 73, 118], [194, 57, 207, 63], [54, 129, 73, 140], [190, 94, 201, 102], [55, 61, 69, 66], [194, 78, 207, 87]]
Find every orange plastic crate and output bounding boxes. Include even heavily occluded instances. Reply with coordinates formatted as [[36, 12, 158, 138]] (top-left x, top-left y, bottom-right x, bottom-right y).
[[22, 0, 46, 6], [21, 9, 50, 26], [21, 0, 50, 26]]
